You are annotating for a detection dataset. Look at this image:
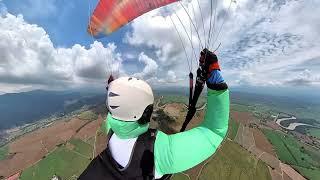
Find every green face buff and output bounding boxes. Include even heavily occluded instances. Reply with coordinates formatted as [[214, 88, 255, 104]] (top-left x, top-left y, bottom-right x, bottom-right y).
[[105, 113, 149, 139]]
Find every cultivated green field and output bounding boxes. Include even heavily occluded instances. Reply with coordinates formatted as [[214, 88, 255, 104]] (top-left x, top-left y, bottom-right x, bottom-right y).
[[308, 128, 320, 138], [263, 129, 296, 164], [85, 136, 95, 146], [171, 140, 271, 180], [0, 145, 8, 161], [171, 173, 189, 180], [78, 110, 98, 120], [69, 139, 93, 158], [198, 140, 271, 180], [304, 144, 320, 165], [262, 129, 320, 179], [20, 145, 91, 180], [293, 165, 320, 180]]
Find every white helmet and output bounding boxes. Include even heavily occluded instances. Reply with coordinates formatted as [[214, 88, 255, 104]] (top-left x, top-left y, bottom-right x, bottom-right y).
[[107, 77, 154, 121]]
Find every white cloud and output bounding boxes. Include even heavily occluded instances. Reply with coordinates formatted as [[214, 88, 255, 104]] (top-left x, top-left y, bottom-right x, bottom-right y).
[[1, 0, 320, 92], [166, 70, 180, 83], [124, 0, 320, 88], [0, 13, 122, 91], [133, 52, 158, 80], [285, 69, 320, 86]]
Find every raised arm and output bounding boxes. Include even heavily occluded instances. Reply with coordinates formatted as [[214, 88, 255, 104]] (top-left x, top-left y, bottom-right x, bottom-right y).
[[154, 49, 229, 176]]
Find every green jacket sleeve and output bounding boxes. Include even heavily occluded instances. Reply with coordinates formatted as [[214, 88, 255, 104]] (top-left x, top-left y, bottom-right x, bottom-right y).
[[154, 89, 230, 176]]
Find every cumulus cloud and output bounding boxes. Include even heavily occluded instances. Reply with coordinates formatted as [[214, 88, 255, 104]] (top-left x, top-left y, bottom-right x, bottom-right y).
[[124, 1, 204, 76], [125, 0, 320, 87], [0, 13, 122, 90], [1, 0, 320, 92], [285, 69, 320, 86], [167, 70, 177, 82], [133, 52, 158, 80]]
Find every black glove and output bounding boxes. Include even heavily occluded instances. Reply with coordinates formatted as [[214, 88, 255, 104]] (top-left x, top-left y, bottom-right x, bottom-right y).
[[199, 48, 228, 91], [200, 48, 219, 73]]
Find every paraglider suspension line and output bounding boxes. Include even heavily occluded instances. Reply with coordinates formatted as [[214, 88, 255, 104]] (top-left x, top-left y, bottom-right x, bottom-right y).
[[174, 12, 198, 64], [179, 1, 204, 49], [169, 14, 192, 72]]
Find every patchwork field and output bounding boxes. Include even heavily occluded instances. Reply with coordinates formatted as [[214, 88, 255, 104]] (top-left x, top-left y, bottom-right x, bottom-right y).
[[197, 140, 271, 180], [230, 103, 253, 112], [20, 145, 91, 180], [17, 116, 106, 180], [171, 140, 272, 180], [230, 111, 256, 125], [0, 118, 89, 177], [262, 129, 320, 179], [2, 93, 318, 180], [0, 112, 105, 179], [252, 128, 276, 157]]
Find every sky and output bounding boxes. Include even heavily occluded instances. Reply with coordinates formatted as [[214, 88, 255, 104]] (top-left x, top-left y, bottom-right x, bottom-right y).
[[0, 0, 319, 95]]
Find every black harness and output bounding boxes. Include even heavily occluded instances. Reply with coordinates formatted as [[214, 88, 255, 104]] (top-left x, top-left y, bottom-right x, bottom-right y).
[[79, 129, 170, 180]]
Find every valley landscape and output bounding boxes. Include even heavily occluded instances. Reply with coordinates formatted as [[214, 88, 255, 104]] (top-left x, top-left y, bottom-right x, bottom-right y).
[[0, 90, 319, 180]]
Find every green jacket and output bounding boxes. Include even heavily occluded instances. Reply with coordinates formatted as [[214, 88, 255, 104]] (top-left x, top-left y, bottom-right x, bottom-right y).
[[104, 89, 229, 176], [154, 89, 229, 176]]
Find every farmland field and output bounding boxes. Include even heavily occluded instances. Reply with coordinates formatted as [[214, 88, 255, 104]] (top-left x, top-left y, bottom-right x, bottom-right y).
[[230, 103, 253, 112], [85, 136, 95, 146], [262, 129, 320, 179], [304, 144, 320, 164], [0, 145, 8, 161], [69, 139, 92, 158], [78, 110, 98, 121], [308, 128, 320, 138], [2, 91, 318, 180], [263, 129, 297, 165], [171, 140, 271, 180], [20, 145, 91, 180], [293, 165, 320, 180], [252, 128, 277, 156], [171, 173, 189, 180], [198, 140, 271, 180]]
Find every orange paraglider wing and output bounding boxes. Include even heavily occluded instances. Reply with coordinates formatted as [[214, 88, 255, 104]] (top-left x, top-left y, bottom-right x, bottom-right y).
[[88, 0, 178, 38]]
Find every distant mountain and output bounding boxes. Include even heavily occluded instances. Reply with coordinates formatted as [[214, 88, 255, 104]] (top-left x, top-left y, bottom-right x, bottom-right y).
[[154, 86, 189, 97], [231, 86, 320, 105], [155, 87, 320, 121], [0, 90, 105, 130], [230, 91, 320, 121]]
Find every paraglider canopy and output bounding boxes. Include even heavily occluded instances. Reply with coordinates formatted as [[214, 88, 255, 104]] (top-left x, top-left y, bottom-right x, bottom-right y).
[[88, 0, 179, 38]]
